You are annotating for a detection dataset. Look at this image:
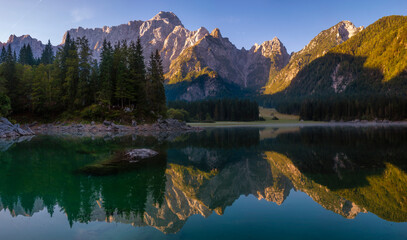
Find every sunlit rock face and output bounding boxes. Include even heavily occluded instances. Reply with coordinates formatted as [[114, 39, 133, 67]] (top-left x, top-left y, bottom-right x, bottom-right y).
[[64, 11, 290, 90], [167, 28, 290, 89], [1, 11, 292, 99], [263, 20, 363, 95], [63, 11, 209, 72]]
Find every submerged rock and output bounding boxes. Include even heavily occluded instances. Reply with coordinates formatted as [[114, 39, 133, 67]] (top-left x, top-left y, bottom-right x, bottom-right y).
[[126, 149, 159, 163]]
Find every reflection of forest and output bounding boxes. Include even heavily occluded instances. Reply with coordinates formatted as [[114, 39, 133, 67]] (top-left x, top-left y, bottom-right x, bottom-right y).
[[0, 126, 406, 234]]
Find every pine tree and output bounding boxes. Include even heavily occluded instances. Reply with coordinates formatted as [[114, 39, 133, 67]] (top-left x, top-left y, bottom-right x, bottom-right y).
[[76, 36, 92, 107], [26, 44, 35, 65], [128, 38, 146, 112], [18, 44, 27, 64], [64, 39, 79, 109], [41, 40, 54, 65], [3, 45, 17, 110], [113, 41, 128, 107], [147, 49, 166, 117], [13, 51, 17, 63], [89, 60, 99, 104], [0, 46, 6, 63], [98, 39, 114, 106], [18, 44, 35, 65]]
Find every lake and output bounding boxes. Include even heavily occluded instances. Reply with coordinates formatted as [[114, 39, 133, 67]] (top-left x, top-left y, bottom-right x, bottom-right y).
[[0, 126, 406, 239]]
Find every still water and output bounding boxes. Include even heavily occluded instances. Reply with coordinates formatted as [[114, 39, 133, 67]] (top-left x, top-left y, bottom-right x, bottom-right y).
[[0, 126, 406, 239]]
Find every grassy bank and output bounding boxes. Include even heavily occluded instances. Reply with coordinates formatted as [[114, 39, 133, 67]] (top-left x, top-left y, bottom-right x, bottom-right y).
[[189, 108, 322, 127]]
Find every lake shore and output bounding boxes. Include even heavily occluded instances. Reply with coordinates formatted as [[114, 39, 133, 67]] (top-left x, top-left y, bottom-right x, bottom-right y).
[[28, 119, 202, 137], [189, 120, 407, 128]]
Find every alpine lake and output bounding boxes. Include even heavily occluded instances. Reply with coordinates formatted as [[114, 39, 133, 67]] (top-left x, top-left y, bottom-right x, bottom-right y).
[[0, 125, 407, 240]]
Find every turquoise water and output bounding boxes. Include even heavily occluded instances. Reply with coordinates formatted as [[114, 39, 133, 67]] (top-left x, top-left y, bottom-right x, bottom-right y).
[[0, 127, 407, 239]]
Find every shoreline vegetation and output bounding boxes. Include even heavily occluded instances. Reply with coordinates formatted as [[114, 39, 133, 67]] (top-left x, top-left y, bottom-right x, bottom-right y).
[[189, 107, 407, 127], [0, 34, 168, 127]]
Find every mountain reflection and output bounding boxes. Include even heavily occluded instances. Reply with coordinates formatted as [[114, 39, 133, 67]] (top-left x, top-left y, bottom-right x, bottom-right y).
[[0, 127, 406, 233]]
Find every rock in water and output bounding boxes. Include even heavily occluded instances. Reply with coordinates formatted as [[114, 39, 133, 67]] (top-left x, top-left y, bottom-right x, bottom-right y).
[[0, 118, 35, 138], [126, 149, 159, 163]]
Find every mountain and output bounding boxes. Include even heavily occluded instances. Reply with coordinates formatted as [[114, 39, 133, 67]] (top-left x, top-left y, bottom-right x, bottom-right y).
[[0, 34, 57, 59], [64, 11, 209, 72], [277, 16, 407, 97], [166, 28, 290, 89], [1, 11, 290, 100], [263, 20, 364, 95], [64, 11, 290, 100]]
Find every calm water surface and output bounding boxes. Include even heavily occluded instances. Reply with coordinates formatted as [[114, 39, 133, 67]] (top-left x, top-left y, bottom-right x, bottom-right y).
[[0, 126, 407, 239]]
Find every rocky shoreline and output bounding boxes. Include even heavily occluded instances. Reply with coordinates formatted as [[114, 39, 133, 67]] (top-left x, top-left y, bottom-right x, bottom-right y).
[[0, 117, 202, 139], [0, 117, 35, 138], [29, 118, 201, 136]]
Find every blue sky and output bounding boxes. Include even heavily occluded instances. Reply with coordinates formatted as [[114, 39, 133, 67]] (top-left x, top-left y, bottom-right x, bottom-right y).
[[0, 0, 406, 53]]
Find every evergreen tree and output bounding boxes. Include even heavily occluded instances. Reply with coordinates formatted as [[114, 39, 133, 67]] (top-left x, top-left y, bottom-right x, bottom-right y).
[[0, 46, 6, 63], [89, 60, 99, 104], [147, 50, 166, 117], [4, 45, 17, 107], [25, 44, 35, 65], [76, 36, 92, 107], [113, 41, 128, 107], [128, 38, 146, 112], [13, 51, 17, 63], [18, 44, 35, 65], [18, 44, 27, 64], [41, 40, 54, 65], [98, 39, 114, 106], [31, 64, 56, 113], [64, 39, 79, 109]]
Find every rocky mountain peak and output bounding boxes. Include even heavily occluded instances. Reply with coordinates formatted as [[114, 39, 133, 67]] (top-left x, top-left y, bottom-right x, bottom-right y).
[[210, 28, 222, 38], [263, 20, 363, 95], [150, 11, 183, 27], [0, 34, 55, 58], [249, 37, 289, 68], [337, 20, 364, 41]]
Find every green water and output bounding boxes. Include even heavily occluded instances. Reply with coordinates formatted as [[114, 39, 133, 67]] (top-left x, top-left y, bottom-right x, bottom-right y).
[[0, 127, 407, 239]]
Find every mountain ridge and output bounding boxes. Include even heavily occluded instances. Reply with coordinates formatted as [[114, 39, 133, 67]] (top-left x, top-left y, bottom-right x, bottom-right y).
[[1, 11, 377, 102], [263, 20, 364, 95]]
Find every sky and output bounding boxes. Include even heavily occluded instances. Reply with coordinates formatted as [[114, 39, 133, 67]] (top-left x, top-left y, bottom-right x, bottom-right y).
[[0, 0, 406, 53]]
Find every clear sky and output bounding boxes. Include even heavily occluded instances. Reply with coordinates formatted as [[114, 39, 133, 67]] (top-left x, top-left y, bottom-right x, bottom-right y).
[[0, 0, 406, 53]]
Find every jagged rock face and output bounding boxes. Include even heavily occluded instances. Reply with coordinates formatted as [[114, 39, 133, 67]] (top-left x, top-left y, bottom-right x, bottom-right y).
[[246, 37, 290, 87], [64, 11, 209, 71], [166, 28, 246, 86], [263, 21, 363, 95], [0, 35, 57, 59], [1, 11, 291, 99], [167, 29, 290, 89]]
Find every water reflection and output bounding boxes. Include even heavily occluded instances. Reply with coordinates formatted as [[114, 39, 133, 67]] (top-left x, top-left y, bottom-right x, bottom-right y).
[[0, 127, 406, 234]]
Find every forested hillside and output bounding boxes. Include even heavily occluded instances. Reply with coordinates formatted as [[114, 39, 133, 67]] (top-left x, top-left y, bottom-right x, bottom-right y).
[[0, 34, 167, 122], [263, 21, 363, 95], [262, 16, 407, 120]]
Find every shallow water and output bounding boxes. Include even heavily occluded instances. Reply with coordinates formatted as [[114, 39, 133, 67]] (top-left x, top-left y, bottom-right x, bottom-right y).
[[0, 126, 407, 239]]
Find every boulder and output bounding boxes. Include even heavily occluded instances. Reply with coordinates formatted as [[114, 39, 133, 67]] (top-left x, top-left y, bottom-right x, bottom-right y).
[[0, 117, 13, 127], [103, 120, 112, 126], [0, 118, 35, 138], [126, 149, 158, 163], [132, 120, 137, 127]]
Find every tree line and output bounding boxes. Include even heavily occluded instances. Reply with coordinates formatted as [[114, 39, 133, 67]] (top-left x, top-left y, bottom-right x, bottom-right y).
[[168, 99, 259, 122], [0, 34, 166, 120], [298, 94, 407, 121], [259, 94, 407, 121]]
